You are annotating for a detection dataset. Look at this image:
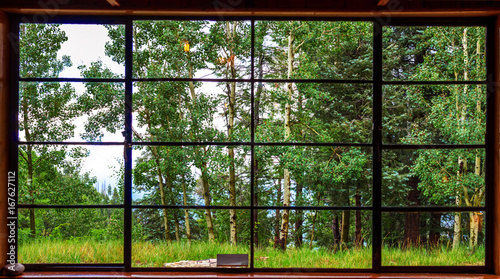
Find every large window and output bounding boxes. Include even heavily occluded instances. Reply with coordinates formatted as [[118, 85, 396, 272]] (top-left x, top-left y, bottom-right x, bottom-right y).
[[11, 16, 494, 272]]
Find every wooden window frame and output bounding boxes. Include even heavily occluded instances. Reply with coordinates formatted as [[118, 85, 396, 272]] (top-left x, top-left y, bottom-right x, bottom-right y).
[[0, 11, 499, 277]]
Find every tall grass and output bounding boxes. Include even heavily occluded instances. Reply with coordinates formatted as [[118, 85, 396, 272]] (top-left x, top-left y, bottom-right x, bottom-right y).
[[132, 241, 249, 267], [254, 246, 371, 268], [382, 244, 485, 266], [19, 239, 485, 268], [19, 239, 123, 263]]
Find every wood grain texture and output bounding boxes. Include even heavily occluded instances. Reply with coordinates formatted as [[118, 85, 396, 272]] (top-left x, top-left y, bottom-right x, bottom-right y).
[[0, 0, 498, 275], [0, 0, 500, 12], [0, 272, 499, 279], [0, 10, 9, 269], [494, 15, 500, 275]]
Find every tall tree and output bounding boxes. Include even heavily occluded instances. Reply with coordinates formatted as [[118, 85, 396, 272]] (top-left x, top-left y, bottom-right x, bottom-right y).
[[18, 23, 76, 236], [206, 20, 251, 245]]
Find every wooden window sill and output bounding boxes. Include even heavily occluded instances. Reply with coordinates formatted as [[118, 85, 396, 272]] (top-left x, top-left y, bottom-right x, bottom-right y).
[[2, 273, 500, 279]]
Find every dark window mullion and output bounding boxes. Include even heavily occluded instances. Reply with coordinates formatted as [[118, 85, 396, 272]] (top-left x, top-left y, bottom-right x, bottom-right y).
[[383, 144, 486, 149], [383, 80, 487, 85], [11, 18, 21, 266], [372, 21, 383, 272], [19, 77, 124, 83], [18, 142, 126, 145], [485, 18, 495, 273], [381, 206, 486, 212], [131, 78, 372, 83], [130, 205, 373, 210], [123, 19, 134, 271], [250, 19, 256, 270]]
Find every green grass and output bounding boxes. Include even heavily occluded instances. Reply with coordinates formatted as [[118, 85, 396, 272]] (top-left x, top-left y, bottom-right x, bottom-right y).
[[19, 239, 123, 263], [19, 239, 485, 268], [254, 246, 371, 268], [132, 241, 249, 267], [382, 244, 485, 266]]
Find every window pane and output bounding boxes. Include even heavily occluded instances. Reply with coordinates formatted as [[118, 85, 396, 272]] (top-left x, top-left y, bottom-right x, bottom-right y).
[[254, 21, 372, 80], [382, 149, 485, 207], [254, 209, 372, 268], [256, 146, 372, 207], [132, 81, 250, 142], [18, 208, 124, 264], [20, 24, 124, 79], [382, 211, 485, 266], [383, 85, 486, 145], [256, 83, 372, 143], [132, 209, 250, 267], [383, 26, 486, 81], [18, 145, 124, 205], [132, 20, 251, 79], [133, 146, 250, 206], [19, 81, 125, 142]]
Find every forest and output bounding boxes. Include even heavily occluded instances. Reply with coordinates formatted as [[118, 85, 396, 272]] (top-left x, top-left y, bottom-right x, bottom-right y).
[[17, 20, 486, 268]]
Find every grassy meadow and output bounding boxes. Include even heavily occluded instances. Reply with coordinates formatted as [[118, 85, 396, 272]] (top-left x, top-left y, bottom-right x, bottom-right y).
[[19, 240, 484, 268]]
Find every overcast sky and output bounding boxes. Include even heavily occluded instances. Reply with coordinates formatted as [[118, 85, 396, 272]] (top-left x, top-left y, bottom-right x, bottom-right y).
[[57, 24, 124, 194]]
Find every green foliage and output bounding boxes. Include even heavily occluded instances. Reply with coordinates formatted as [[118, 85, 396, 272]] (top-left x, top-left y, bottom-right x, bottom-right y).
[[19, 20, 487, 265]]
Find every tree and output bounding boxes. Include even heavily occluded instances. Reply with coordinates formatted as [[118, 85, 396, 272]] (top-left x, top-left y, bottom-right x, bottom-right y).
[[254, 20, 373, 250], [206, 20, 251, 244], [383, 26, 486, 248], [18, 23, 78, 236]]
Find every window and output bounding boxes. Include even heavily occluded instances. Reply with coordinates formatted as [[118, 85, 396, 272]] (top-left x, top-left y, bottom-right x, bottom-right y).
[[10, 16, 494, 272]]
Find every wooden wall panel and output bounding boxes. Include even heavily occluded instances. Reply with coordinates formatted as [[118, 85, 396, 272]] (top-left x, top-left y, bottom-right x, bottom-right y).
[[494, 15, 500, 275], [0, 0, 498, 274], [0, 10, 9, 267], [0, 0, 500, 12]]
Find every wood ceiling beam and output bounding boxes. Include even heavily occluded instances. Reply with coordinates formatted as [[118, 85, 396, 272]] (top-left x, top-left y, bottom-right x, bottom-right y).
[[106, 0, 120, 7], [377, 0, 390, 6]]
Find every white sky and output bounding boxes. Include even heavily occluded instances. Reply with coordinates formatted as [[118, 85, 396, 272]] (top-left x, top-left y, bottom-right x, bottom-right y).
[[56, 24, 125, 194]]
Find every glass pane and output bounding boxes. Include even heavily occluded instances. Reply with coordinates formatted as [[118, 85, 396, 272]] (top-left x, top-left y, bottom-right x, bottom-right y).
[[132, 20, 251, 79], [383, 26, 486, 81], [132, 81, 250, 142], [20, 23, 124, 78], [254, 21, 372, 80], [382, 149, 485, 207], [383, 85, 486, 145], [19, 82, 125, 142], [382, 212, 485, 266], [133, 146, 250, 206], [132, 209, 250, 267], [256, 146, 372, 207], [19, 145, 124, 205], [256, 83, 372, 143], [254, 209, 372, 268], [18, 208, 124, 264]]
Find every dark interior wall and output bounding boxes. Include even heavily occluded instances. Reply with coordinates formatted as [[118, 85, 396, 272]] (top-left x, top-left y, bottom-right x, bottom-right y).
[[1, 0, 500, 13], [0, 0, 499, 275], [0, 10, 9, 269], [494, 16, 500, 276]]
